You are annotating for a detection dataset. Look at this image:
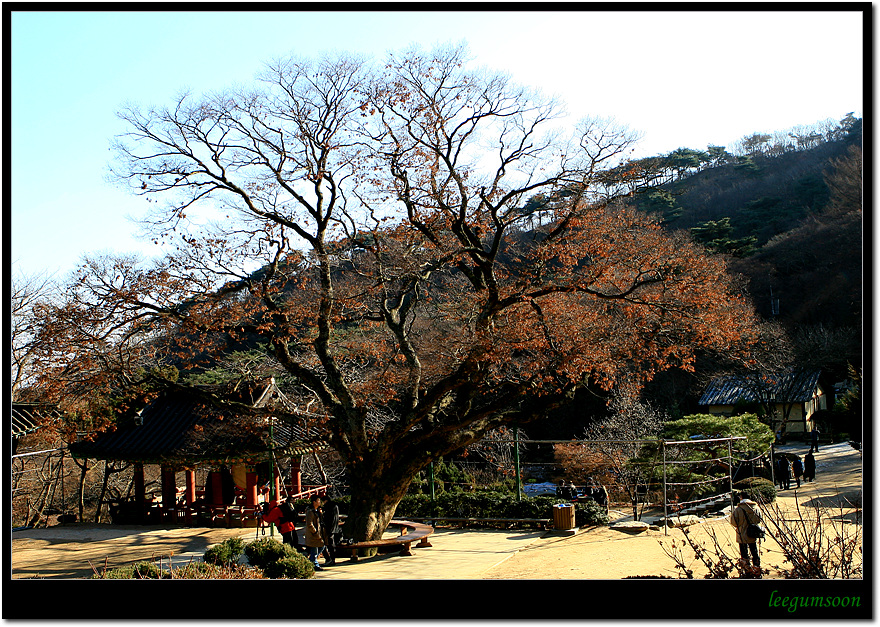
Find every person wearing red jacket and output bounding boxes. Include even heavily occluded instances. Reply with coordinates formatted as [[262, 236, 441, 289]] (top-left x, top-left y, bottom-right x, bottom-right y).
[[260, 500, 301, 551]]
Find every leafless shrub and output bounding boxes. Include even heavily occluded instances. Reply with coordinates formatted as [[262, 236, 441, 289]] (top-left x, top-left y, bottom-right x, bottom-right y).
[[659, 525, 763, 579], [659, 488, 862, 579], [759, 492, 862, 579]]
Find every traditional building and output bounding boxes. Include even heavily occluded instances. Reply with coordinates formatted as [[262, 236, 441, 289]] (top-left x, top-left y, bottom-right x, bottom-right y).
[[698, 369, 827, 436], [68, 378, 328, 526]]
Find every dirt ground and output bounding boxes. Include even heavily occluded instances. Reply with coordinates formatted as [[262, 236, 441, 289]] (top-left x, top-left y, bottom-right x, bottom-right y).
[[10, 442, 862, 580], [484, 441, 863, 579]]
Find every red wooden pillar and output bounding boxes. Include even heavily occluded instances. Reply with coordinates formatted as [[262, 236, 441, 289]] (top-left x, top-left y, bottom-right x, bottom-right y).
[[245, 472, 258, 507], [273, 465, 281, 500], [185, 470, 197, 505], [184, 469, 196, 525], [290, 457, 302, 495], [134, 463, 146, 521]]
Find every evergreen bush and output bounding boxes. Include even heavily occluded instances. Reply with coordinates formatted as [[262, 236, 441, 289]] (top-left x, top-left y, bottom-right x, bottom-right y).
[[734, 477, 777, 504], [262, 554, 315, 579], [392, 490, 610, 526], [203, 537, 246, 565], [94, 560, 166, 579], [244, 537, 300, 570], [394, 493, 434, 518], [573, 499, 611, 526]]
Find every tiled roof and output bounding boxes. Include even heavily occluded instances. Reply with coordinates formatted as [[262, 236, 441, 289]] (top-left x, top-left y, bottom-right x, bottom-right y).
[[68, 380, 328, 465], [698, 370, 822, 406]]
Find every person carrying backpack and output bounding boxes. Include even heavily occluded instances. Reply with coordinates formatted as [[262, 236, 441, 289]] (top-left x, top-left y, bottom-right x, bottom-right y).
[[730, 496, 763, 575], [260, 498, 302, 551]]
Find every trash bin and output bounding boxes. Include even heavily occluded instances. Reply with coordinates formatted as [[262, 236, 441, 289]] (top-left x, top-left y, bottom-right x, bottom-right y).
[[552, 503, 576, 530]]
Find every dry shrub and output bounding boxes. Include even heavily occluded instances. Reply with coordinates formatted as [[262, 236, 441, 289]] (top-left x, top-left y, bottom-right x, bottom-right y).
[[659, 489, 862, 579]]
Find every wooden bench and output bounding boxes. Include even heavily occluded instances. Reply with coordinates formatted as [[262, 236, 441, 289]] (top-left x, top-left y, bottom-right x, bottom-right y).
[[344, 519, 434, 562]]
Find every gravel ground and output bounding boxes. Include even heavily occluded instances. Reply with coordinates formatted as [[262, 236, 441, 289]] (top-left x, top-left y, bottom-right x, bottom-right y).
[[10, 442, 862, 581], [483, 441, 863, 579]]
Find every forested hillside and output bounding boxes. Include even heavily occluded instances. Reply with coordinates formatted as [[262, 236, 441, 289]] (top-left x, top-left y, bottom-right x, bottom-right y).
[[632, 114, 862, 332], [530, 115, 863, 438]]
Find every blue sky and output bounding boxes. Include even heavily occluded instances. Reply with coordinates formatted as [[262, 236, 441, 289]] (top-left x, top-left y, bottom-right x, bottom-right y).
[[9, 9, 865, 279]]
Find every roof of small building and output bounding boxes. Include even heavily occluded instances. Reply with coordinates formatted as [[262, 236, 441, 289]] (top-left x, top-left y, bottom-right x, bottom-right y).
[[12, 403, 62, 438], [698, 370, 822, 406], [68, 379, 328, 465]]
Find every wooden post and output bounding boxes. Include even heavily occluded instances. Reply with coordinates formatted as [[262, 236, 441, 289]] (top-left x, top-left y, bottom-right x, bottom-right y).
[[185, 470, 196, 505], [134, 463, 146, 521], [184, 469, 196, 525], [246, 472, 258, 507], [290, 457, 302, 495], [273, 465, 281, 500]]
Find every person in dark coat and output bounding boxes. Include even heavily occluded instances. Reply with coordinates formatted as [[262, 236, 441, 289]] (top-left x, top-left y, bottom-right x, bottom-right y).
[[321, 495, 341, 566], [791, 456, 804, 488], [591, 484, 609, 513], [777, 457, 791, 490], [810, 427, 820, 452], [803, 451, 816, 482]]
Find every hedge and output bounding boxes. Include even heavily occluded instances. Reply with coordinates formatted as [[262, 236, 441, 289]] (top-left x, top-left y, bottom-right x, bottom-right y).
[[331, 491, 609, 527], [734, 477, 777, 504]]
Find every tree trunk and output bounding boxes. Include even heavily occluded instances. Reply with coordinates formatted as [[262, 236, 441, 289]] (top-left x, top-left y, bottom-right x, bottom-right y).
[[26, 454, 59, 527], [94, 462, 111, 523], [343, 461, 417, 555], [74, 458, 91, 523]]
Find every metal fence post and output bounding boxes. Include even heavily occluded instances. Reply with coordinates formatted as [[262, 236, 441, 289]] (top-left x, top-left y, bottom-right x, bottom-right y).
[[728, 439, 735, 510], [662, 440, 668, 536], [269, 421, 275, 537], [514, 425, 522, 502]]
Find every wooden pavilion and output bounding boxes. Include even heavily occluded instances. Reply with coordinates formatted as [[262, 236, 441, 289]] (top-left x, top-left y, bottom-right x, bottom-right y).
[[68, 378, 329, 527]]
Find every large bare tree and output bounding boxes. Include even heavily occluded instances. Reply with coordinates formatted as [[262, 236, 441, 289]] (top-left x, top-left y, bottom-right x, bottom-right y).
[[41, 44, 761, 543], [11, 267, 59, 400]]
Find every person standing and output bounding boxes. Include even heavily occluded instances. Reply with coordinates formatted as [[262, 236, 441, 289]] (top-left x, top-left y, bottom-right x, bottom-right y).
[[730, 496, 762, 574], [804, 451, 816, 482], [304, 494, 325, 571], [321, 495, 341, 566], [779, 457, 791, 490], [791, 455, 804, 488], [260, 499, 301, 551], [810, 426, 820, 452]]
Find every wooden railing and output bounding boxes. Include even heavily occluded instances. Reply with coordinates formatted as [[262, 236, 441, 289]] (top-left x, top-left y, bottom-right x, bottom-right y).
[[108, 484, 329, 528]]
